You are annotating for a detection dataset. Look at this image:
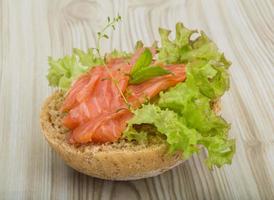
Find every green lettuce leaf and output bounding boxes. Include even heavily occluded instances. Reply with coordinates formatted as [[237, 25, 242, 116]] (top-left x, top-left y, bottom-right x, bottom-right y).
[[123, 22, 235, 168], [158, 23, 196, 64], [124, 100, 235, 168], [158, 23, 231, 99], [47, 48, 103, 91], [124, 104, 200, 158], [107, 49, 132, 59], [199, 136, 235, 169], [122, 129, 148, 144], [158, 75, 230, 136], [187, 59, 230, 99], [73, 48, 104, 66]]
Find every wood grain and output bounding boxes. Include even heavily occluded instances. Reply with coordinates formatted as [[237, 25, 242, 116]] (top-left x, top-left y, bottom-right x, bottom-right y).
[[0, 0, 273, 199]]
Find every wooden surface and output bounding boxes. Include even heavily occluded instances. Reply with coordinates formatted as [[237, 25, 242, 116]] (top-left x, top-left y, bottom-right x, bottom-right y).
[[0, 0, 273, 199]]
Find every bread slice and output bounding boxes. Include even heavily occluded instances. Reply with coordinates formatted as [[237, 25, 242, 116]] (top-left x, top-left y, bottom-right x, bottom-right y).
[[40, 91, 220, 180]]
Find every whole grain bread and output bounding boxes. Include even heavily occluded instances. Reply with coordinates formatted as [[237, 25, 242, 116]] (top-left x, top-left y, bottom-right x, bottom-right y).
[[40, 91, 221, 180]]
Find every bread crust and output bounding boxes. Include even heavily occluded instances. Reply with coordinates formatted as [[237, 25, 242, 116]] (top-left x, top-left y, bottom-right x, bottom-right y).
[[40, 92, 184, 180], [40, 92, 220, 180]]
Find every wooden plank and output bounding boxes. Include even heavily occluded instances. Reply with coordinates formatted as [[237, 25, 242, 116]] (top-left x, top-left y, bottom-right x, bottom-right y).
[[0, 0, 273, 199]]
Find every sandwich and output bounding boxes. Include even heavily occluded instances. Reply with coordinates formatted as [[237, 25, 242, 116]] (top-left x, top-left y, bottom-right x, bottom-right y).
[[40, 16, 235, 180]]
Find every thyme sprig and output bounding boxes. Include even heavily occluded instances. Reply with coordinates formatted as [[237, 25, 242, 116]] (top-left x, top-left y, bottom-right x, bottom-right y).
[[96, 15, 131, 110], [96, 15, 122, 57]]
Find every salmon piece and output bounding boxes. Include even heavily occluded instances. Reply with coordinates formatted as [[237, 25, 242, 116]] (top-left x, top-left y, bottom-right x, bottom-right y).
[[61, 74, 90, 112], [63, 62, 130, 132], [70, 109, 132, 143], [76, 68, 103, 103], [63, 101, 92, 129], [62, 51, 186, 144]]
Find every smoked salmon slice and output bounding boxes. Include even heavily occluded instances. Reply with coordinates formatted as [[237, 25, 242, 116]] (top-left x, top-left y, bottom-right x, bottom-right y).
[[69, 109, 133, 143], [61, 74, 90, 112], [62, 54, 186, 144]]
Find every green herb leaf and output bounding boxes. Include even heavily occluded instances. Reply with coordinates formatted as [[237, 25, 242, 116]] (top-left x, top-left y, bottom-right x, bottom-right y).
[[103, 34, 109, 39], [130, 48, 171, 84], [116, 15, 122, 21], [96, 15, 122, 57], [130, 48, 152, 74], [134, 40, 144, 50], [129, 66, 171, 84]]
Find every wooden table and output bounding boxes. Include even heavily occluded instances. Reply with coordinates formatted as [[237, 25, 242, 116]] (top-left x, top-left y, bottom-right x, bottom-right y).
[[0, 0, 273, 199]]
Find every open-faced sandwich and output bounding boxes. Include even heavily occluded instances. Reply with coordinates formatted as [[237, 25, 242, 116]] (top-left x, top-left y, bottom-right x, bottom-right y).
[[40, 16, 235, 180]]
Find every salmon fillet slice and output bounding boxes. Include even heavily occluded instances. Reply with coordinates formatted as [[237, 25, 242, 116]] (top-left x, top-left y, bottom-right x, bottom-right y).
[[62, 55, 186, 144]]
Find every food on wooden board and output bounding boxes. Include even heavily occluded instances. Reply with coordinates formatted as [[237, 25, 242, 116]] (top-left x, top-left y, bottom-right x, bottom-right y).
[[40, 15, 235, 180]]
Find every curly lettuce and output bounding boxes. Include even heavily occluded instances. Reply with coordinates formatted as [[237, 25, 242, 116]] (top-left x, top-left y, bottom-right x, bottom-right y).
[[47, 48, 104, 91], [123, 23, 235, 169], [124, 103, 235, 168], [158, 23, 231, 99], [125, 104, 200, 158], [158, 74, 230, 136], [158, 76, 235, 168], [106, 49, 132, 59]]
